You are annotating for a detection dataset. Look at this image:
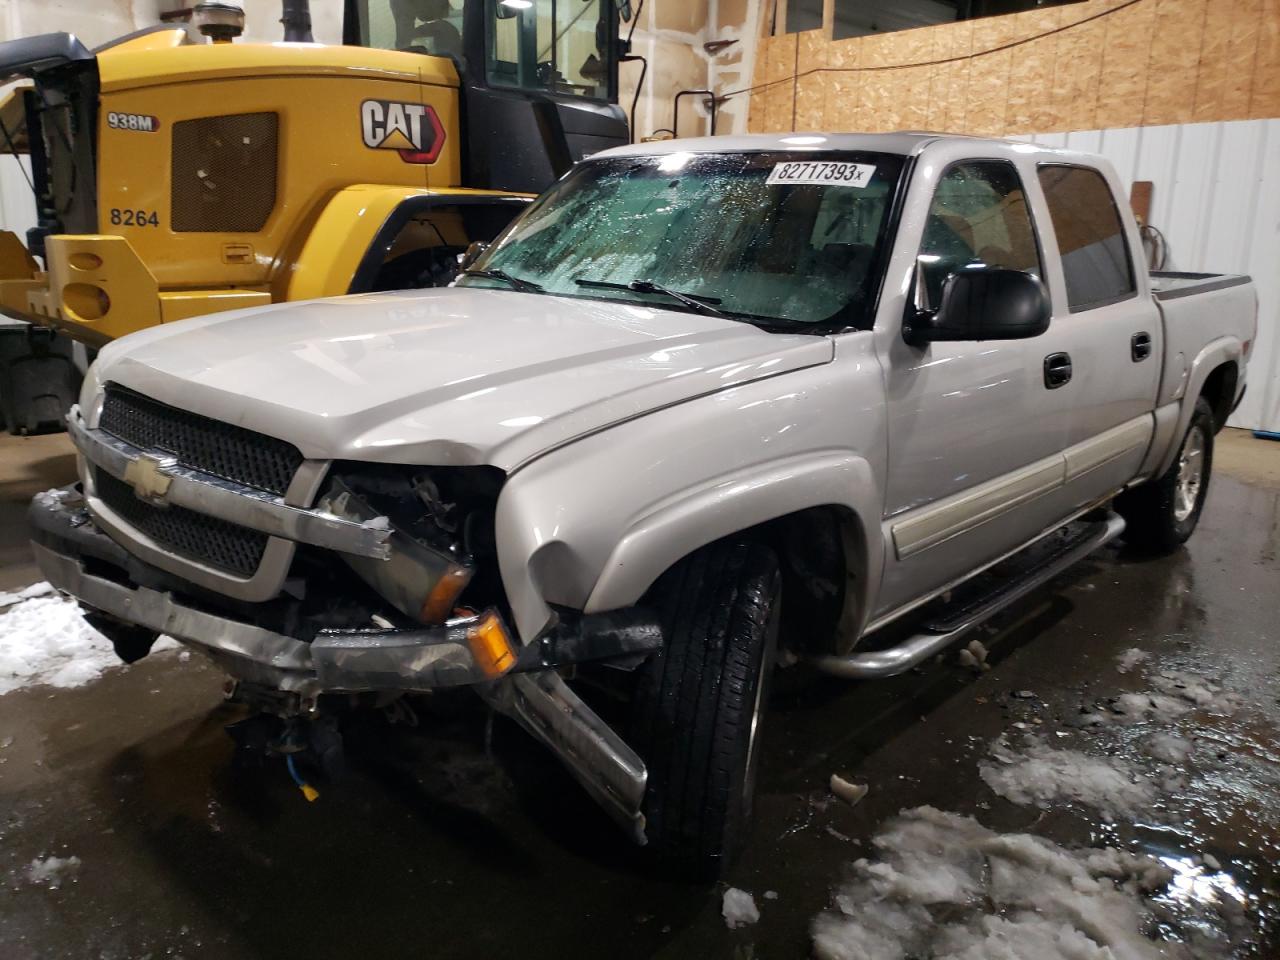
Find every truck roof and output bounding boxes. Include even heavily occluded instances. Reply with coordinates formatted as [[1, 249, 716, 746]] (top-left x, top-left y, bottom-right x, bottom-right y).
[[593, 131, 1072, 161]]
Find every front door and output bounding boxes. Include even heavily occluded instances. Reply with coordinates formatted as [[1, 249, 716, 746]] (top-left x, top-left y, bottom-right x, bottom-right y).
[[876, 156, 1068, 617]]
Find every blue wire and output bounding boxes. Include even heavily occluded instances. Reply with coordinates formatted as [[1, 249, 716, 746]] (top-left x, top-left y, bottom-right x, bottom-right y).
[[285, 753, 306, 788]]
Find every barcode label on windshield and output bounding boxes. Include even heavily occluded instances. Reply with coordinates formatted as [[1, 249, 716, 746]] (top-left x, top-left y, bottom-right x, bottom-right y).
[[767, 161, 876, 187]]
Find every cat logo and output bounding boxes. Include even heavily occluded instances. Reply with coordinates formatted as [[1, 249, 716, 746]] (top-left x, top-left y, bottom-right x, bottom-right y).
[[360, 99, 446, 164]]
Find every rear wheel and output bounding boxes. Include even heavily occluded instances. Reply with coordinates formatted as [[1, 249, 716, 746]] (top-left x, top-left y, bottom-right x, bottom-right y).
[[1117, 396, 1215, 553], [628, 539, 780, 875]]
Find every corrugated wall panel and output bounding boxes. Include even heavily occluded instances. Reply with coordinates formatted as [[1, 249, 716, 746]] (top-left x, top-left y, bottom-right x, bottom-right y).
[[1022, 120, 1280, 433]]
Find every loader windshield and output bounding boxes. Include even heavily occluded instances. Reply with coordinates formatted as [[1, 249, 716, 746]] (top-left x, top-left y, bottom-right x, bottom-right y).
[[352, 0, 617, 101], [355, 0, 467, 58], [461, 151, 907, 330], [486, 0, 615, 100]]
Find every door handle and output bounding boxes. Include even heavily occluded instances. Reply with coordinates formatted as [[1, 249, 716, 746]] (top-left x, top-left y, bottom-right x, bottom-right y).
[[1044, 352, 1072, 389], [1131, 331, 1152, 361]]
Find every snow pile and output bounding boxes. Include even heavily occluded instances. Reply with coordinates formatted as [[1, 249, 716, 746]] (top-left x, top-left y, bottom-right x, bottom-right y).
[[811, 806, 1227, 960], [1101, 667, 1239, 725], [0, 581, 56, 607], [1145, 732, 1194, 764], [1150, 671, 1241, 714], [1115, 648, 1149, 674], [0, 591, 176, 695], [1112, 691, 1193, 723], [26, 855, 81, 888], [979, 736, 1156, 819], [722, 887, 759, 929]]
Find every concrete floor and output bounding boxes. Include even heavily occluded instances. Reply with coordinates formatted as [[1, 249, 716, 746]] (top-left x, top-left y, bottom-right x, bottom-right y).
[[1, 429, 1278, 958]]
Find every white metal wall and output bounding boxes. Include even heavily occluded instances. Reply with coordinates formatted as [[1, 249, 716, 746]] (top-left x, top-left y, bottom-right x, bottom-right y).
[[1018, 120, 1280, 433]]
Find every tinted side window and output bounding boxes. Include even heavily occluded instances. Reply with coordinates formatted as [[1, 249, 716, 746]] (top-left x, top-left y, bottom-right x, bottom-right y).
[[1037, 165, 1135, 311], [918, 160, 1042, 307]]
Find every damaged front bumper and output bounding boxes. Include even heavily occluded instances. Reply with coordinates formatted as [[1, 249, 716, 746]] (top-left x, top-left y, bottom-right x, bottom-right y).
[[29, 486, 657, 842]]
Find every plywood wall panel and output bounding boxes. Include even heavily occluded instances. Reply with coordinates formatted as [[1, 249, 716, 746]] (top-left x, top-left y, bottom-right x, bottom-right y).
[[967, 15, 1021, 135], [1222, 0, 1261, 120], [825, 73, 861, 131], [1004, 9, 1062, 133], [798, 29, 828, 70], [795, 73, 825, 130], [880, 64, 931, 132], [938, 21, 975, 133], [1094, 0, 1156, 130], [822, 37, 859, 131], [921, 29, 950, 132], [765, 32, 797, 83], [1192, 3, 1235, 123], [1143, 0, 1208, 125], [794, 31, 828, 131], [746, 0, 1280, 137], [858, 67, 899, 132], [1061, 15, 1106, 131], [1252, 0, 1280, 118]]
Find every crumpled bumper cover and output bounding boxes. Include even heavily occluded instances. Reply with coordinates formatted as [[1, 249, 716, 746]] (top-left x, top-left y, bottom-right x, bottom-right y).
[[30, 484, 659, 843], [28, 485, 515, 696]]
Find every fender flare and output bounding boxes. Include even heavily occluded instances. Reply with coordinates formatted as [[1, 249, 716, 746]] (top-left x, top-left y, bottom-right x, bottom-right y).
[[582, 451, 883, 633], [283, 185, 531, 301], [1154, 336, 1242, 477]]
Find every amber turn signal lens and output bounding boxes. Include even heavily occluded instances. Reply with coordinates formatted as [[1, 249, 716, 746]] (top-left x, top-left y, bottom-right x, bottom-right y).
[[465, 612, 517, 678], [419, 565, 472, 624]]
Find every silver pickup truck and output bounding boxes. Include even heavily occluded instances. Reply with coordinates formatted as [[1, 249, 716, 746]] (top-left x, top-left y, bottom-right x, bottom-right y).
[[28, 133, 1257, 872]]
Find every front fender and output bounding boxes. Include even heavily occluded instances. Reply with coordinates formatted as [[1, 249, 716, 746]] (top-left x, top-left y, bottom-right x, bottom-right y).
[[585, 451, 882, 621], [284, 185, 530, 301], [491, 352, 887, 643]]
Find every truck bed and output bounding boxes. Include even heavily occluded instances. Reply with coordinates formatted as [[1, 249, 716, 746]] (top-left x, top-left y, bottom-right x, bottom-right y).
[[1150, 271, 1251, 301], [1150, 271, 1255, 414]]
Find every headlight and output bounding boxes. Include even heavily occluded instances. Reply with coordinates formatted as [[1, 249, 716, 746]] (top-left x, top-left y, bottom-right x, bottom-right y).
[[321, 475, 474, 625]]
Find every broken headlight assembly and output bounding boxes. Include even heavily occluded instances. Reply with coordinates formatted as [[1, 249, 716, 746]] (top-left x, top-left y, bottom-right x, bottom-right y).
[[318, 464, 505, 628]]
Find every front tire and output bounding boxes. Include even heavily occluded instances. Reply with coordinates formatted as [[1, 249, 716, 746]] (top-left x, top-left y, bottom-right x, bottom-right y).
[[1117, 396, 1215, 553], [628, 539, 780, 875]]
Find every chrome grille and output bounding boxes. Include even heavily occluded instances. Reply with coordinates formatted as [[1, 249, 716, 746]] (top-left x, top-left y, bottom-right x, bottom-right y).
[[99, 383, 302, 496], [94, 468, 268, 577]]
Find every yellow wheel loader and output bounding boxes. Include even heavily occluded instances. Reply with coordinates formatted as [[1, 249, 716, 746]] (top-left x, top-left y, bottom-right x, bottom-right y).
[[0, 0, 629, 432]]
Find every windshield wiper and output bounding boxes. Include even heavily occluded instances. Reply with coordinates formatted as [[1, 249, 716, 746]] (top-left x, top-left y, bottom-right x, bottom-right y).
[[459, 269, 544, 294], [575, 277, 724, 317]]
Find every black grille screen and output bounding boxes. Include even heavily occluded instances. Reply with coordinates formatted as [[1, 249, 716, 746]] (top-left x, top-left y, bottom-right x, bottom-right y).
[[171, 112, 278, 232], [95, 468, 268, 577], [99, 383, 302, 496]]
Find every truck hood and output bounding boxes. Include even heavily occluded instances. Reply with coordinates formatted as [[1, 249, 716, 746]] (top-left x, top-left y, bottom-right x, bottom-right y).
[[93, 288, 834, 471]]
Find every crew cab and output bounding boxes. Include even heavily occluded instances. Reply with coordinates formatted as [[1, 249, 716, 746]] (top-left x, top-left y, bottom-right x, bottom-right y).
[[27, 133, 1257, 873]]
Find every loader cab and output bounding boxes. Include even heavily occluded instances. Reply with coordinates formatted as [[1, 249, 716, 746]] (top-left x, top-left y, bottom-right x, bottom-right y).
[[345, 0, 629, 193]]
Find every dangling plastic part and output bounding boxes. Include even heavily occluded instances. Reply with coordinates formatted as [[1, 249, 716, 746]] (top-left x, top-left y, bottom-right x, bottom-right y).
[[286, 754, 319, 802]]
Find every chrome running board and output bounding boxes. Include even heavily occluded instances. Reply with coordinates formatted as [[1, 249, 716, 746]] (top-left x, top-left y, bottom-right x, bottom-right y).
[[809, 512, 1125, 680]]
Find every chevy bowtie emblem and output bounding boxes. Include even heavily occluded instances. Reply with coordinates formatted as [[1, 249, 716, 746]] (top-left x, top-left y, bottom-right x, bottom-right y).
[[123, 454, 173, 503]]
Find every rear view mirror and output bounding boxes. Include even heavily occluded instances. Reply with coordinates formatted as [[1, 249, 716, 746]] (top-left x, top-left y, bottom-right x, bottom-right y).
[[906, 263, 1050, 344]]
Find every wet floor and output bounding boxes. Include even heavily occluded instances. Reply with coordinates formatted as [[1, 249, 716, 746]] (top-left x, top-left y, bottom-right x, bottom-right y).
[[1, 432, 1278, 958]]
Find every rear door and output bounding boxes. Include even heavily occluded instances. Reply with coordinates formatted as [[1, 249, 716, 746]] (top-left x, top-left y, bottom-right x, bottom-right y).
[[1027, 163, 1162, 508]]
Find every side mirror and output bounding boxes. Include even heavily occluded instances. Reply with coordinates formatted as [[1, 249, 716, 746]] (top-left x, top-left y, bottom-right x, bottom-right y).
[[906, 263, 1050, 344], [458, 240, 488, 270]]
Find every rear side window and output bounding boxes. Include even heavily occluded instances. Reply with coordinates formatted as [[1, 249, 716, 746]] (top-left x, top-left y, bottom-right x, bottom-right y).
[[1037, 165, 1135, 312]]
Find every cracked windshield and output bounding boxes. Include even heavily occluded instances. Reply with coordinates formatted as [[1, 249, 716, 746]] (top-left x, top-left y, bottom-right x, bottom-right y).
[[460, 151, 906, 327]]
